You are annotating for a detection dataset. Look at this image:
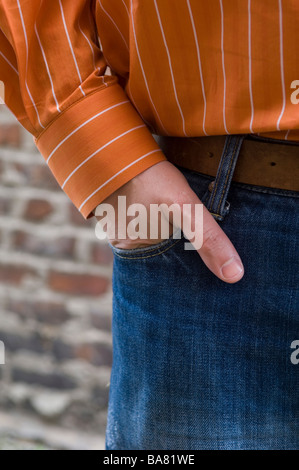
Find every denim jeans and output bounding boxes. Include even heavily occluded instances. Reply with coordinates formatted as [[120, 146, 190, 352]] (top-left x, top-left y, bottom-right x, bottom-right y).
[[106, 136, 299, 450]]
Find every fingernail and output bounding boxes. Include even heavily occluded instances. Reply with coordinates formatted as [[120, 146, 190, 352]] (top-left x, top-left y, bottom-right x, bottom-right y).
[[221, 257, 244, 280]]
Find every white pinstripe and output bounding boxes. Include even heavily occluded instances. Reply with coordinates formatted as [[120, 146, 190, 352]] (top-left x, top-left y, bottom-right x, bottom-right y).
[[86, 12, 107, 87], [95, 12, 150, 127], [34, 23, 61, 113], [98, 0, 129, 51], [78, 18, 101, 74], [79, 149, 161, 212], [59, 0, 85, 97], [154, 0, 188, 137], [121, 0, 130, 17], [62, 124, 145, 188], [114, 0, 153, 130], [16, 0, 45, 129], [79, 85, 85, 96], [101, 75, 108, 87], [94, 35, 115, 87], [219, 0, 229, 134], [186, 0, 208, 136], [0, 50, 19, 75], [127, 81, 154, 131], [119, 0, 160, 131], [130, 1, 168, 135], [248, 0, 254, 133], [277, 0, 286, 131], [285, 129, 290, 140], [46, 100, 129, 163]]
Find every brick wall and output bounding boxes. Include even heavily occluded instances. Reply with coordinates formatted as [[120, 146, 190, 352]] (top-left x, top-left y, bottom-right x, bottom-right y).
[[0, 106, 113, 446]]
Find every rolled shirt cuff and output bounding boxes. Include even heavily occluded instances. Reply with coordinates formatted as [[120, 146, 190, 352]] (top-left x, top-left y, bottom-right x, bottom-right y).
[[35, 84, 166, 218]]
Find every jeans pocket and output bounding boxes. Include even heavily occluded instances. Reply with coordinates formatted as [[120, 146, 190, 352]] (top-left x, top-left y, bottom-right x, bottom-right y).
[[109, 227, 183, 260]]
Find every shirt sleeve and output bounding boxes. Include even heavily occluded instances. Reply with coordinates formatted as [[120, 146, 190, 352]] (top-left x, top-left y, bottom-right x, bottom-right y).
[[0, 0, 165, 218]]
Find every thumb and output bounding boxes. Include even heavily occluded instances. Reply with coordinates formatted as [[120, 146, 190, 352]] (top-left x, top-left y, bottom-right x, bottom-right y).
[[198, 203, 244, 283], [176, 188, 244, 284]]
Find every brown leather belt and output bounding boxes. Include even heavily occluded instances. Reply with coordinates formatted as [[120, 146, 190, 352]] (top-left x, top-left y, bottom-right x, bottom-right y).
[[154, 135, 299, 192]]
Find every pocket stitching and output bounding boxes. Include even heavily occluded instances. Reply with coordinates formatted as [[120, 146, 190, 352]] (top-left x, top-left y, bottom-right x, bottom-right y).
[[112, 237, 182, 260]]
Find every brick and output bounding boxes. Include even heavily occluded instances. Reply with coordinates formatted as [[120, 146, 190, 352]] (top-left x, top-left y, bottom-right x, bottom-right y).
[[30, 165, 61, 190], [90, 311, 112, 332], [0, 263, 37, 286], [12, 231, 75, 259], [0, 330, 75, 365], [91, 242, 113, 265], [12, 368, 77, 390], [5, 299, 70, 325], [30, 392, 71, 418], [69, 204, 94, 227], [48, 271, 109, 296], [61, 402, 102, 431], [74, 342, 112, 367], [91, 385, 109, 410], [0, 196, 11, 215], [0, 330, 48, 356], [0, 124, 21, 147], [12, 162, 61, 190], [24, 199, 53, 221], [52, 339, 74, 362]]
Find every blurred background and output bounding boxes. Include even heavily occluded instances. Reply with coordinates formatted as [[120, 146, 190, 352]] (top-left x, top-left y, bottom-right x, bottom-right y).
[[0, 104, 113, 450]]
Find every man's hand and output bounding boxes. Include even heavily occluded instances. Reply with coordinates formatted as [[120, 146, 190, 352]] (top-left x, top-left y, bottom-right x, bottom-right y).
[[95, 161, 244, 284]]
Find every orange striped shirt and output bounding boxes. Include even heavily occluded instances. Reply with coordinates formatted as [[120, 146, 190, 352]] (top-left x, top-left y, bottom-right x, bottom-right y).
[[0, 0, 299, 218]]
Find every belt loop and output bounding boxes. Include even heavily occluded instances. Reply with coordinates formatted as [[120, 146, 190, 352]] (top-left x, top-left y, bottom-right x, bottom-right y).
[[206, 135, 245, 221]]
